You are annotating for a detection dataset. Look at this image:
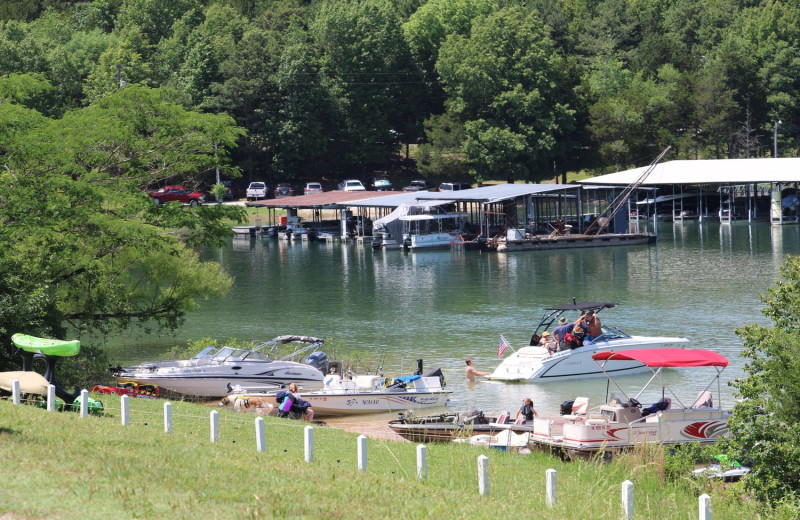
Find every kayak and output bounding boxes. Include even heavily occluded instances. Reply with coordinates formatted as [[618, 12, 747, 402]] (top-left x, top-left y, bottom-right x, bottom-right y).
[[11, 334, 80, 357]]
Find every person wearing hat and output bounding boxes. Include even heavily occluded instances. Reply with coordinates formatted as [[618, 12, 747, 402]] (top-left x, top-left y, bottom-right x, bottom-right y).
[[538, 330, 558, 354], [551, 317, 574, 345]]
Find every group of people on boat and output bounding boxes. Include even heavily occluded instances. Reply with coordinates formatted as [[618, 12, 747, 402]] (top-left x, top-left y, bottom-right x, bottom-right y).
[[541, 310, 602, 353]]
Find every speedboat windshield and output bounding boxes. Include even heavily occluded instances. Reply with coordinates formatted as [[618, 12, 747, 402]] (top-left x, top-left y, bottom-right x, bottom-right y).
[[192, 346, 218, 360], [592, 328, 630, 342], [211, 347, 236, 361]]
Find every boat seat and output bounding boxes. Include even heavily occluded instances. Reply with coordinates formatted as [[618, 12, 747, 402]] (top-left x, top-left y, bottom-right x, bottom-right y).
[[495, 411, 510, 425], [692, 391, 713, 409], [514, 416, 526, 425]]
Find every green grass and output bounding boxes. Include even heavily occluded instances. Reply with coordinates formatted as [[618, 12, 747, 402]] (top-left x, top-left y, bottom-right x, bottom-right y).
[[0, 396, 772, 519]]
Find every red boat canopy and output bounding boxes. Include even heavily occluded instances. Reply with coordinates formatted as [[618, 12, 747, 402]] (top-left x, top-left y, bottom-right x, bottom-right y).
[[592, 348, 728, 368]]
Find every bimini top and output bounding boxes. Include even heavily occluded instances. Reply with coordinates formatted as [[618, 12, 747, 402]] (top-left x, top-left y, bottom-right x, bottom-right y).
[[593, 348, 728, 368]]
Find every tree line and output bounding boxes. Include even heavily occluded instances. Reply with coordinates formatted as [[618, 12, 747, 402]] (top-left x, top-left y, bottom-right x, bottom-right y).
[[1, 0, 798, 188]]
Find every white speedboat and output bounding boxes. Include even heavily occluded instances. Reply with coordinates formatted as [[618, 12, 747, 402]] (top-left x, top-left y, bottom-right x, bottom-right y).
[[488, 302, 689, 382], [224, 364, 451, 417], [531, 348, 730, 459], [111, 335, 329, 398]]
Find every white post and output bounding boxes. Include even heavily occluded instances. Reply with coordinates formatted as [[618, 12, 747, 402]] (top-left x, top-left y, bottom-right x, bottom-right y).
[[478, 455, 489, 496], [80, 389, 89, 418], [699, 494, 712, 520], [255, 417, 266, 452], [304, 425, 314, 463], [210, 410, 219, 443], [416, 444, 428, 481], [622, 480, 634, 519], [357, 435, 368, 472], [164, 402, 172, 434], [47, 384, 56, 411], [546, 468, 558, 507], [11, 379, 20, 404], [121, 395, 130, 426]]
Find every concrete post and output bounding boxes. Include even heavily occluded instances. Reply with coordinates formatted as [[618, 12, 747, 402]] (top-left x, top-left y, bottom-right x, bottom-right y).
[[304, 426, 314, 463], [357, 435, 368, 472], [255, 417, 266, 452], [11, 379, 20, 404], [416, 444, 428, 481], [622, 480, 634, 519], [164, 402, 172, 434], [478, 455, 489, 496], [699, 494, 711, 520], [546, 469, 557, 507], [121, 395, 130, 426], [47, 384, 56, 412], [79, 389, 89, 418], [210, 410, 219, 443]]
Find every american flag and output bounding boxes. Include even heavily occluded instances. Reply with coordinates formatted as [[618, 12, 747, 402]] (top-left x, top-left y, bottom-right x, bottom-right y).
[[498, 335, 511, 358]]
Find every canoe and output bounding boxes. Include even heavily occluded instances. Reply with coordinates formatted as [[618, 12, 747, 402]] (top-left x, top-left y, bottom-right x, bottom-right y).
[[11, 334, 80, 357], [0, 371, 50, 395]]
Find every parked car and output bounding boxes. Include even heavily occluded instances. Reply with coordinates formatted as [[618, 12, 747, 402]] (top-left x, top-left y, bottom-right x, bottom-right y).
[[246, 182, 269, 201], [372, 178, 393, 191], [304, 182, 324, 195], [339, 179, 366, 192], [148, 185, 205, 206], [274, 183, 295, 198], [439, 182, 471, 192], [403, 180, 430, 192]]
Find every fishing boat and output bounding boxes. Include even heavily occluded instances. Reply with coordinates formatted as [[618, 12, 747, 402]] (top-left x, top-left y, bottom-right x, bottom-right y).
[[111, 335, 330, 398], [224, 363, 450, 417], [487, 302, 689, 382], [531, 348, 730, 459], [388, 409, 534, 443]]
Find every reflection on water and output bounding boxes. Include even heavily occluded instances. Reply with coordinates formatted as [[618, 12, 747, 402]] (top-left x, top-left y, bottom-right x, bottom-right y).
[[103, 221, 800, 416]]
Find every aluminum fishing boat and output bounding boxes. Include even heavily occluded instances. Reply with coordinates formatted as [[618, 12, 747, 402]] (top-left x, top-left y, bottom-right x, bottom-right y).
[[111, 335, 329, 398], [488, 302, 689, 382], [531, 348, 730, 459]]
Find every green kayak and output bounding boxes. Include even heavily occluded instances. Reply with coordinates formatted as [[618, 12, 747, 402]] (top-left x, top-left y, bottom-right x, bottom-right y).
[[11, 334, 80, 357]]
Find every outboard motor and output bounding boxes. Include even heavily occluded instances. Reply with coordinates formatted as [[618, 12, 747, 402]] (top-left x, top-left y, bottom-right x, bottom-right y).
[[560, 399, 576, 416], [304, 351, 329, 373], [421, 367, 446, 388], [415, 359, 423, 376]]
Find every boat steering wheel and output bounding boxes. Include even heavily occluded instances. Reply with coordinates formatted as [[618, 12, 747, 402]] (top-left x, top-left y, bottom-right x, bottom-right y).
[[628, 398, 641, 408]]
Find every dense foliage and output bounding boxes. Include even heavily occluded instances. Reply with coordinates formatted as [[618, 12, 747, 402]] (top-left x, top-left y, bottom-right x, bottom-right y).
[[0, 78, 246, 375], [727, 255, 800, 511], [1, 0, 798, 186]]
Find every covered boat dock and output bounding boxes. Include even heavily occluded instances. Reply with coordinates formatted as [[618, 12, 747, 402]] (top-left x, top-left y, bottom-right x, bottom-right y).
[[580, 157, 800, 224]]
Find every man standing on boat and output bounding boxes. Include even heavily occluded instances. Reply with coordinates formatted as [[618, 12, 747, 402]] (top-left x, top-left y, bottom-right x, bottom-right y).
[[465, 358, 491, 381], [585, 311, 602, 341]]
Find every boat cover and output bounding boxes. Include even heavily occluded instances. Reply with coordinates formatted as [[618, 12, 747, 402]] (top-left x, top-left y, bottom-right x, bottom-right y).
[[592, 348, 728, 367]]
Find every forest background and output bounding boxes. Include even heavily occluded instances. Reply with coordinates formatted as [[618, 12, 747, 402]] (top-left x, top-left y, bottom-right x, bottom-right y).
[[2, 0, 799, 192]]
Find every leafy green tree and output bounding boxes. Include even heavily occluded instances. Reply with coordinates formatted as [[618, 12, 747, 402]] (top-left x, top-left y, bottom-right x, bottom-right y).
[[436, 6, 576, 183], [313, 0, 425, 173], [0, 82, 246, 372], [727, 255, 800, 509]]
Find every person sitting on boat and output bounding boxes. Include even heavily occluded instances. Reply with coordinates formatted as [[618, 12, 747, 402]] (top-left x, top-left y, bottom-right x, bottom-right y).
[[515, 397, 538, 423], [465, 358, 491, 382], [277, 383, 314, 422], [584, 311, 602, 342], [538, 331, 558, 355]]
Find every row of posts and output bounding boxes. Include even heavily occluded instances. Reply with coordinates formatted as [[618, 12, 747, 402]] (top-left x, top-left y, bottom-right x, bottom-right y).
[[12, 383, 713, 518]]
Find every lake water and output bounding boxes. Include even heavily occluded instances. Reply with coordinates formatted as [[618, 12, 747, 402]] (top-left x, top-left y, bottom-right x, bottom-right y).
[[105, 221, 800, 417]]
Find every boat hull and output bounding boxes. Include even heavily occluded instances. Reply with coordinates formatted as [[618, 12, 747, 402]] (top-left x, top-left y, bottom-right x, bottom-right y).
[[115, 362, 325, 398], [532, 410, 729, 457], [496, 233, 653, 252], [389, 418, 533, 443], [302, 390, 450, 417], [488, 337, 690, 382]]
